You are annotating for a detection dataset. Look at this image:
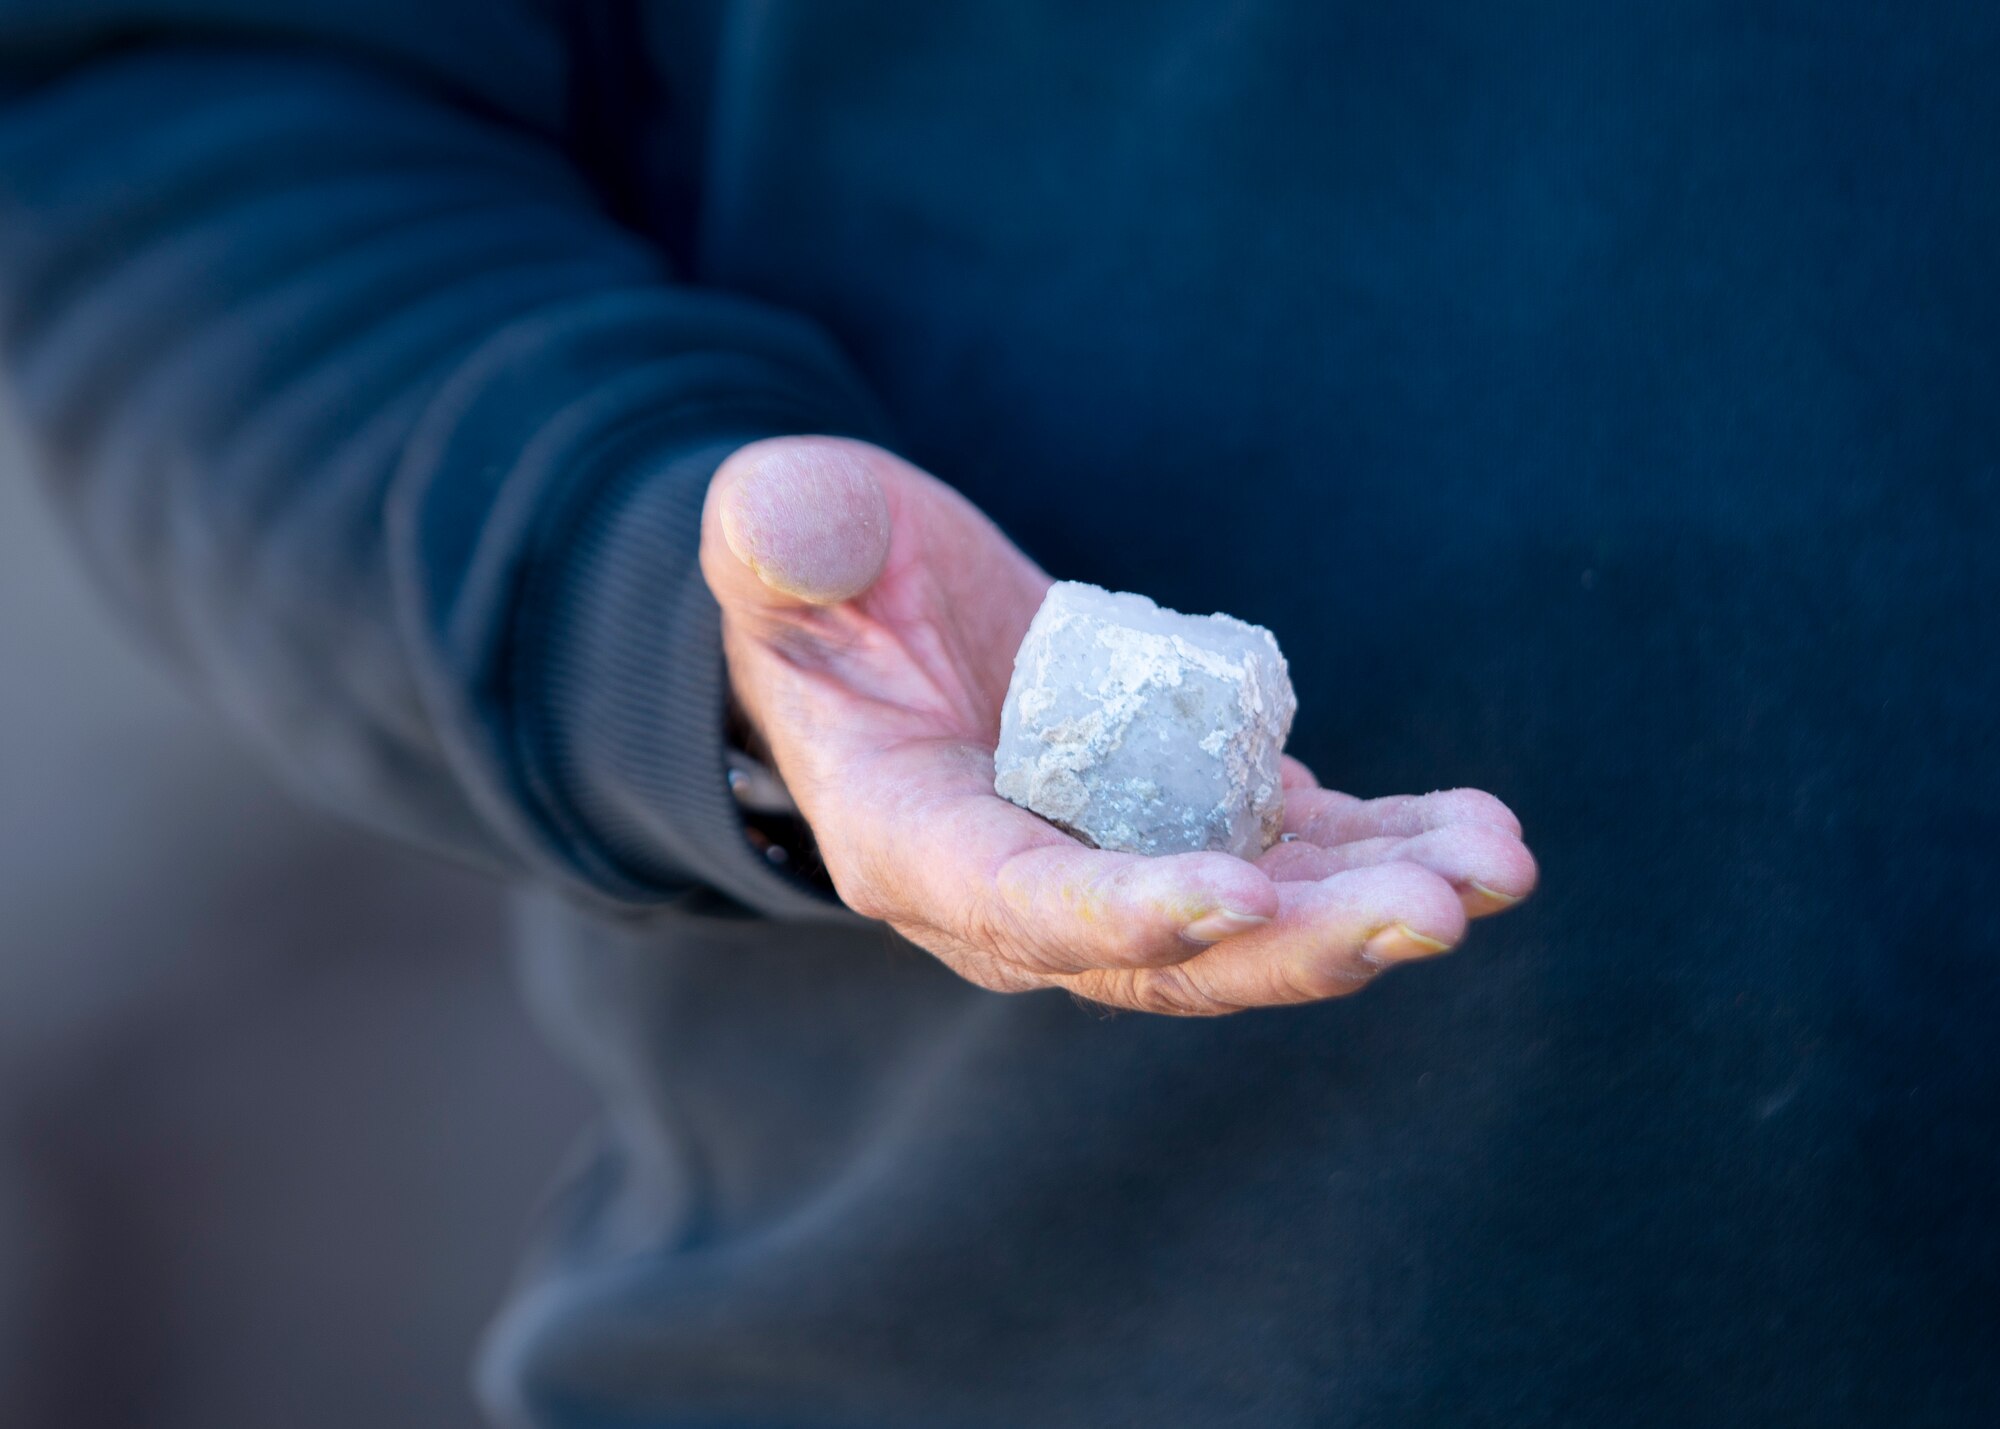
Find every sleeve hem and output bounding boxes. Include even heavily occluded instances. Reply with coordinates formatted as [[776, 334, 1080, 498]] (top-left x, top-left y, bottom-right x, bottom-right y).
[[512, 416, 870, 923]]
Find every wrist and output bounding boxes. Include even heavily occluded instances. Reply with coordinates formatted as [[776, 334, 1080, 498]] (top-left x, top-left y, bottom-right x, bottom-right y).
[[515, 426, 853, 918]]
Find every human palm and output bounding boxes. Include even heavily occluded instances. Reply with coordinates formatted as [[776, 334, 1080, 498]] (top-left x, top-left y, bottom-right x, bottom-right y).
[[702, 437, 1535, 1014]]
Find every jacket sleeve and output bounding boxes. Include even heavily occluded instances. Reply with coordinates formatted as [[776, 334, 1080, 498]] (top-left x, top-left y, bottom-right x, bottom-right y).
[[0, 5, 881, 920]]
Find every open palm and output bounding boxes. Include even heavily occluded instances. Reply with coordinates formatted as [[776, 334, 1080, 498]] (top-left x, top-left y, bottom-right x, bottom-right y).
[[702, 437, 1535, 1015]]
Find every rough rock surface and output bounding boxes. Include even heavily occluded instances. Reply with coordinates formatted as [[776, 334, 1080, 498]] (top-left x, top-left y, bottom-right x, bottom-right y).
[[994, 581, 1296, 858]]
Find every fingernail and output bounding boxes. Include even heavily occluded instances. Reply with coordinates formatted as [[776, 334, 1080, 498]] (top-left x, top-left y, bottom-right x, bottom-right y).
[[1362, 923, 1454, 965], [1181, 909, 1271, 946], [1469, 881, 1522, 908]]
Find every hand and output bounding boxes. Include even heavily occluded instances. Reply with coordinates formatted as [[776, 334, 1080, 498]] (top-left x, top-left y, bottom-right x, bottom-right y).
[[701, 437, 1537, 1015]]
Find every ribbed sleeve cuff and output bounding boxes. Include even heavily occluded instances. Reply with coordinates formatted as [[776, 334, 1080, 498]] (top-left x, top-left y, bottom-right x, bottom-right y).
[[514, 428, 862, 922]]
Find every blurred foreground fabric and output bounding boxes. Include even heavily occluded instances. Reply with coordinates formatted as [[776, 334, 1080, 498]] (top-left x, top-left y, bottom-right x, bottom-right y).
[[0, 438, 589, 1427]]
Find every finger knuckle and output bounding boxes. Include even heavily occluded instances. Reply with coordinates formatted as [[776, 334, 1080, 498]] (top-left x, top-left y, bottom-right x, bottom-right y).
[[1279, 955, 1375, 1003], [957, 959, 1042, 995], [1378, 857, 1456, 906], [1125, 964, 1238, 1018], [1440, 788, 1521, 836]]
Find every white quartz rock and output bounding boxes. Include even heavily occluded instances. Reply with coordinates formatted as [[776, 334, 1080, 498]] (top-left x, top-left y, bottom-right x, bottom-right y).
[[994, 581, 1297, 859]]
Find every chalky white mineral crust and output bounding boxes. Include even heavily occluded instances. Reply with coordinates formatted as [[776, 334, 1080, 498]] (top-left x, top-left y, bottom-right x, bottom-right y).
[[994, 582, 1297, 859]]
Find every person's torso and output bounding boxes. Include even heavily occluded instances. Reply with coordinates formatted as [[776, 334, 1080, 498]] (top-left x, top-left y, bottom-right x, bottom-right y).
[[490, 5, 2000, 1424]]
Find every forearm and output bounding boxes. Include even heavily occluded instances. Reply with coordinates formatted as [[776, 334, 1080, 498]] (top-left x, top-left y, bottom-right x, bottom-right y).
[[0, 35, 884, 912]]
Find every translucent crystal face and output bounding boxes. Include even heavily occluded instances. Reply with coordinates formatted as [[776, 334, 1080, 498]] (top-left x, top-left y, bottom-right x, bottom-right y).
[[994, 582, 1297, 859]]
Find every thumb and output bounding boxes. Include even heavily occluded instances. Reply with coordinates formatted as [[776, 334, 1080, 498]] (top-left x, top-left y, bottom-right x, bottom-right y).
[[701, 436, 893, 613]]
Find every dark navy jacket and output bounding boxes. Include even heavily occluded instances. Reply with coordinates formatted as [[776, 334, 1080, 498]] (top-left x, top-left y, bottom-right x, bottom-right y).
[[3, 3, 1996, 1424]]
